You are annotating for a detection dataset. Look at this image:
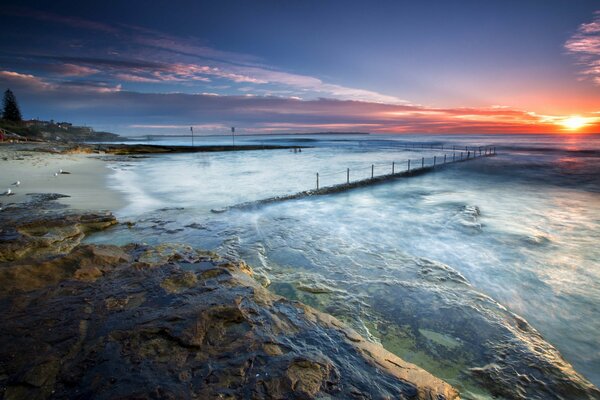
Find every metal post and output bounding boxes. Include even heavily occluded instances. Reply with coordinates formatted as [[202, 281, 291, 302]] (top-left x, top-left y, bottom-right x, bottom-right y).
[[433, 156, 436, 167], [347, 168, 350, 184], [444, 154, 447, 163], [467, 151, 470, 159], [371, 164, 374, 179], [408, 159, 411, 172], [453, 152, 455, 162], [392, 161, 395, 174], [421, 157, 424, 168], [479, 147, 482, 156], [231, 127, 235, 148], [316, 173, 319, 190], [190, 126, 195, 147]]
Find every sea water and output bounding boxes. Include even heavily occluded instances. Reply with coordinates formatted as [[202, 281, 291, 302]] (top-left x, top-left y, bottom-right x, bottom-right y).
[[87, 133, 600, 396]]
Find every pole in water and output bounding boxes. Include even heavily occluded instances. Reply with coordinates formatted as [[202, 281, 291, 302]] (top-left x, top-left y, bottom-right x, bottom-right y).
[[444, 154, 447, 163], [371, 164, 374, 179], [453, 152, 455, 162], [231, 126, 235, 148], [190, 126, 194, 147], [434, 156, 436, 167], [316, 172, 319, 190], [392, 161, 395, 174], [421, 157, 424, 168], [467, 151, 470, 159], [408, 159, 411, 172], [347, 168, 350, 184]]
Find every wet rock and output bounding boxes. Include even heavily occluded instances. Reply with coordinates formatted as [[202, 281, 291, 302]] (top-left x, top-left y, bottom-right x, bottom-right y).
[[0, 212, 458, 399], [0, 195, 116, 263], [365, 280, 600, 400]]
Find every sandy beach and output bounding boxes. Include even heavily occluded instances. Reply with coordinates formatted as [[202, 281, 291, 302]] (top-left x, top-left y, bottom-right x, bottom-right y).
[[0, 143, 125, 211]]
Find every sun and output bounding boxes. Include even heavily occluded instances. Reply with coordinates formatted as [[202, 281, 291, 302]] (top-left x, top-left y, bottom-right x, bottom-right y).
[[560, 116, 587, 131]]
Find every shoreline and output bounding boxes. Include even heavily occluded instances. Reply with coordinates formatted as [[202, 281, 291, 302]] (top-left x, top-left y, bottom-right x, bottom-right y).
[[0, 143, 125, 211], [0, 157, 459, 399]]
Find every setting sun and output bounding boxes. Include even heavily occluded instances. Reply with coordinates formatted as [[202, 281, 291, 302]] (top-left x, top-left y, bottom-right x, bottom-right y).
[[560, 116, 588, 131]]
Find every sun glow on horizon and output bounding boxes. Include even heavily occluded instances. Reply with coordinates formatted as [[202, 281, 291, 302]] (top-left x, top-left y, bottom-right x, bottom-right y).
[[560, 116, 588, 131]]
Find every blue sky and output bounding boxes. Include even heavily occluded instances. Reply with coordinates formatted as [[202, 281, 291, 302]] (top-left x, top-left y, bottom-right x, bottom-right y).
[[1, 0, 599, 134]]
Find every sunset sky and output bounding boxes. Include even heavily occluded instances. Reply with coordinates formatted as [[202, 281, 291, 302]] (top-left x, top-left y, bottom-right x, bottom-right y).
[[1, 0, 599, 135]]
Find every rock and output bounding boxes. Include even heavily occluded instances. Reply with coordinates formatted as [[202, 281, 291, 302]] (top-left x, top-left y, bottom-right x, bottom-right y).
[[0, 230, 458, 399], [0, 194, 117, 263]]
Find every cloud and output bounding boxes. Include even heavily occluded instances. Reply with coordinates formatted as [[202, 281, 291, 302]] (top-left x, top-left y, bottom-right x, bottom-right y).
[[54, 63, 100, 77], [0, 70, 121, 94], [0, 70, 54, 90], [3, 80, 590, 134], [565, 10, 600, 85], [3, 7, 118, 34], [2, 8, 405, 104]]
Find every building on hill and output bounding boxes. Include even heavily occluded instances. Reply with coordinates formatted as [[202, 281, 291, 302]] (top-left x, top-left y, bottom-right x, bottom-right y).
[[24, 119, 52, 127]]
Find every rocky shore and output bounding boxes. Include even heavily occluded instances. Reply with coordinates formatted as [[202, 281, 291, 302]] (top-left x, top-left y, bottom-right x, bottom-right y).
[[30, 142, 307, 155], [0, 194, 458, 399]]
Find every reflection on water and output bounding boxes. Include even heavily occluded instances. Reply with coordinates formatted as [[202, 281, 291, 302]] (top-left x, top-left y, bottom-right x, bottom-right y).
[[89, 133, 600, 396]]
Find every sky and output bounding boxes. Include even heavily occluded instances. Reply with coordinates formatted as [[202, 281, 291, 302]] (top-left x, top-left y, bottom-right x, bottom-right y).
[[1, 0, 599, 135]]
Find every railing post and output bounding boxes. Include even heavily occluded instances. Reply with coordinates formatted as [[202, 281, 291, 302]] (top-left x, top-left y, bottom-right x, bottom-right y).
[[347, 168, 350, 184], [453, 152, 455, 162], [421, 157, 424, 168], [392, 161, 395, 174], [316, 173, 319, 190], [433, 156, 436, 167], [467, 151, 470, 159], [408, 159, 411, 172], [371, 164, 374, 179], [444, 154, 447, 164]]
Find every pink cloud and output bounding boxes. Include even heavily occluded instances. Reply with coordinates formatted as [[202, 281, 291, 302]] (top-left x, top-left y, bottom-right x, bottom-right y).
[[0, 70, 54, 90], [115, 73, 161, 83], [0, 70, 121, 94], [565, 10, 600, 85], [57, 64, 100, 77]]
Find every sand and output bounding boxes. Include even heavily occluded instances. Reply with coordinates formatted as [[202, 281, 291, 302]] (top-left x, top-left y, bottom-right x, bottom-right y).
[[0, 143, 125, 211]]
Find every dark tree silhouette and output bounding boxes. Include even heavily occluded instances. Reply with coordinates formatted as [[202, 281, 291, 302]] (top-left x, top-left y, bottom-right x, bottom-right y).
[[2, 89, 22, 122]]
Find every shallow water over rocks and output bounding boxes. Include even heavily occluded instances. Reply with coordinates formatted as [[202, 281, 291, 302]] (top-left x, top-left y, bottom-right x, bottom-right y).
[[89, 133, 600, 398]]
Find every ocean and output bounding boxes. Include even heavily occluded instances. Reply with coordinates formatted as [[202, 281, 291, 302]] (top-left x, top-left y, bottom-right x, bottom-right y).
[[87, 133, 600, 397]]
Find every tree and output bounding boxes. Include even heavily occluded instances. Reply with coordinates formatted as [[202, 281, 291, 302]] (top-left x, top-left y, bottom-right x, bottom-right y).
[[2, 89, 22, 122]]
